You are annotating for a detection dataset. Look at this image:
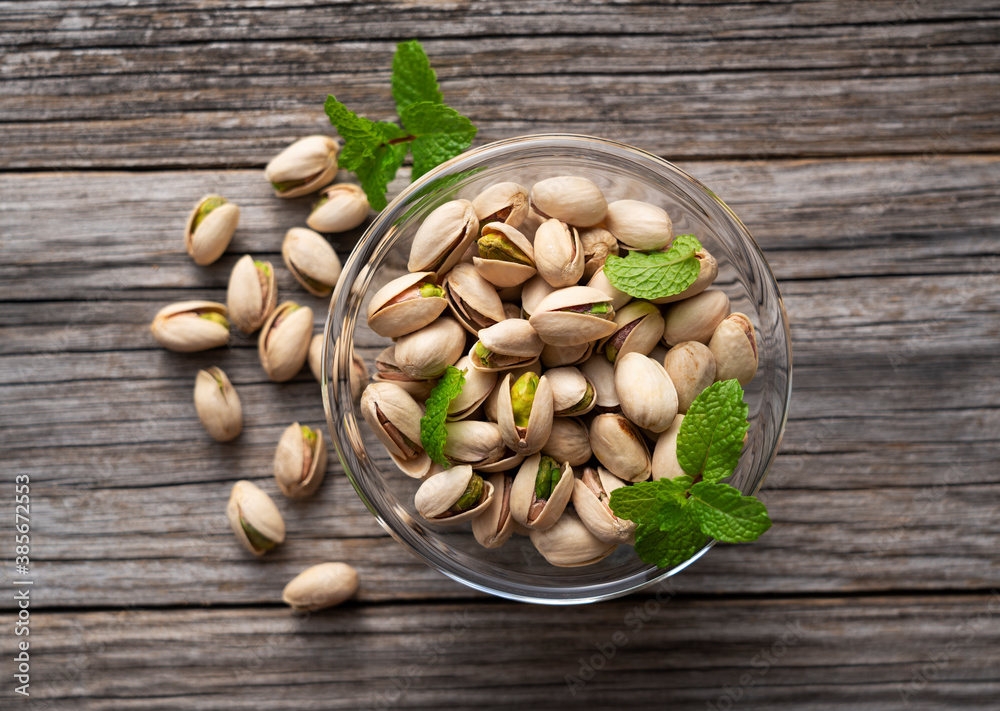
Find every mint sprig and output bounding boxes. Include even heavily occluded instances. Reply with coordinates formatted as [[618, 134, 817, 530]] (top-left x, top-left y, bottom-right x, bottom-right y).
[[603, 234, 702, 300], [324, 40, 477, 211], [419, 366, 466, 467], [609, 379, 771, 569]]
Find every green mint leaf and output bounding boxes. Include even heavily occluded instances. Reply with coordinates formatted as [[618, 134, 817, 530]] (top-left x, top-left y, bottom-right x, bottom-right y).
[[603, 234, 703, 300], [354, 142, 409, 211], [676, 379, 749, 484], [688, 481, 772, 543], [609, 476, 693, 522], [392, 40, 443, 114], [419, 366, 466, 467], [400, 101, 477, 180], [633, 509, 709, 569]]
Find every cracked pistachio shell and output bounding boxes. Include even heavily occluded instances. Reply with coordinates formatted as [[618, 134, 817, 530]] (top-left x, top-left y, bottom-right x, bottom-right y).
[[367, 271, 448, 338], [372, 345, 437, 401], [541, 340, 594, 368], [472, 222, 537, 288], [259, 301, 313, 382], [472, 473, 515, 549], [533, 219, 584, 288], [510, 453, 574, 531], [360, 382, 431, 479], [528, 286, 617, 347], [545, 367, 596, 417], [579, 226, 619, 280], [283, 562, 358, 611], [573, 467, 637, 545], [265, 135, 338, 198], [408, 199, 479, 275], [650, 247, 718, 305], [652, 414, 686, 481], [274, 423, 327, 498], [443, 420, 507, 468], [590, 413, 652, 482], [603, 199, 673, 251], [663, 289, 731, 346], [579, 352, 619, 409], [226, 480, 285, 556], [520, 274, 558, 319], [469, 319, 544, 372], [709, 312, 759, 385], [227, 255, 277, 333], [503, 302, 523, 320], [445, 263, 506, 334], [497, 373, 554, 456], [484, 362, 540, 422], [185, 195, 239, 266], [394, 317, 466, 379], [541, 416, 592, 466], [472, 181, 529, 228], [586, 266, 632, 312], [282, 227, 342, 297], [415, 465, 494, 525], [600, 300, 665, 363], [477, 449, 525, 475], [664, 341, 717, 413], [530, 176, 607, 227], [194, 366, 242, 442], [448, 355, 498, 421], [306, 183, 369, 233], [150, 300, 230, 352], [615, 352, 678, 434], [530, 508, 617, 567]]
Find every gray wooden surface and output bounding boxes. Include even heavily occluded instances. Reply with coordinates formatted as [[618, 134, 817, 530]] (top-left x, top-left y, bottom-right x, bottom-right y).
[[2, 1, 999, 709]]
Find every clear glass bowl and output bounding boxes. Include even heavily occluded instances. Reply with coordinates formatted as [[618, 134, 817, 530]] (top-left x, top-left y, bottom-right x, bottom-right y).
[[322, 134, 792, 604]]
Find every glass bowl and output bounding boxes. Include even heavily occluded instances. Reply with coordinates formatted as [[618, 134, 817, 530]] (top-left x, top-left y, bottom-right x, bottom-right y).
[[322, 134, 792, 604]]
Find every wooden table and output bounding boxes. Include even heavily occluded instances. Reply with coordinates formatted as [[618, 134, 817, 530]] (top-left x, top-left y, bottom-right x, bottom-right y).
[[3, 2, 999, 708]]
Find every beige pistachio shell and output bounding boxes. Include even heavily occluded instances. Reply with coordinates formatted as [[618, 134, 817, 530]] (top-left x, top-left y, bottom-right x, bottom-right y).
[[579, 353, 619, 409], [194, 367, 242, 442], [541, 416, 592, 466], [442, 420, 507, 468], [306, 183, 370, 233], [359, 382, 424, 459], [415, 465, 494, 526], [663, 289, 730, 346], [529, 508, 617, 567], [528, 286, 617, 347], [510, 454, 574, 531], [448, 355, 498, 421], [650, 248, 718, 304], [473, 222, 537, 288], [615, 352, 678, 433], [497, 373, 554, 456], [150, 300, 230, 352], [603, 199, 673, 251], [601, 300, 665, 363], [484, 362, 540, 421], [226, 480, 285, 556], [367, 271, 448, 338], [590, 413, 652, 482], [664, 341, 717, 413], [445, 262, 506, 334], [282, 562, 358, 611], [530, 175, 607, 227], [274, 423, 328, 498], [586, 266, 632, 312], [259, 302, 313, 382], [469, 319, 545, 372], [372, 345, 437, 400], [393, 317, 466, 379], [533, 219, 584, 288], [579, 227, 619, 280], [520, 274, 559, 319], [282, 227, 342, 297], [227, 255, 277, 333], [471, 473, 515, 549], [573, 467, 637, 544], [407, 199, 479, 274], [265, 135, 339, 199], [502, 302, 523, 320], [541, 341, 594, 368], [518, 205, 546, 240], [545, 367, 596, 417], [709, 312, 759, 385], [185, 195, 239, 266], [472, 181, 529, 228], [652, 414, 686, 481], [477, 450, 525, 474]]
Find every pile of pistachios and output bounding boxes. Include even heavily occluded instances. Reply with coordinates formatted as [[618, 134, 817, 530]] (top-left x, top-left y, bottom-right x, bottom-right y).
[[360, 176, 759, 568], [150, 135, 372, 610]]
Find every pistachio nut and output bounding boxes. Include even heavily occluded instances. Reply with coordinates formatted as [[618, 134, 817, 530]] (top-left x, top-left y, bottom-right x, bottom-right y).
[[709, 312, 758, 385], [603, 199, 673, 251], [527, 286, 617, 347], [540, 416, 592, 466], [586, 266, 632, 312], [265, 135, 338, 198], [544, 366, 596, 417], [394, 316, 466, 379], [448, 355, 498, 421], [372, 345, 437, 401], [483, 362, 540, 422], [502, 302, 523, 320], [520, 273, 558, 319], [193, 366, 242, 442], [600, 300, 665, 363], [579, 226, 620, 280], [614, 352, 678, 433], [477, 449, 526, 474], [282, 227, 342, 297], [663, 289, 730, 346], [226, 480, 285, 556], [573, 467, 637, 544], [590, 412, 652, 482], [226, 255, 277, 333], [367, 271, 448, 338], [274, 423, 327, 498], [473, 222, 537, 288], [650, 247, 718, 305], [664, 341, 717, 413], [529, 508, 617, 567], [540, 340, 594, 368], [184, 195, 239, 266], [472, 181, 529, 229], [533, 218, 585, 288], [444, 262, 506, 334], [306, 183, 370, 233], [578, 352, 618, 410], [652, 414, 686, 481], [282, 562, 359, 611], [471, 473, 515, 549], [497, 372, 554, 456], [407, 199, 480, 275], [442, 420, 507, 468], [530, 175, 607, 227], [510, 453, 574, 531], [150, 300, 230, 352], [359, 382, 431, 479], [469, 319, 544, 372], [415, 465, 494, 525], [258, 301, 313, 382]]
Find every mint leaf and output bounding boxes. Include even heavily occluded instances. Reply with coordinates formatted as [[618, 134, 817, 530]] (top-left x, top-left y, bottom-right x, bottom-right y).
[[354, 142, 409, 211], [689, 481, 772, 543], [392, 40, 443, 114], [604, 234, 703, 300], [419, 366, 466, 467], [676, 379, 749, 484], [400, 101, 477, 180], [633, 510, 709, 569], [609, 476, 692, 521]]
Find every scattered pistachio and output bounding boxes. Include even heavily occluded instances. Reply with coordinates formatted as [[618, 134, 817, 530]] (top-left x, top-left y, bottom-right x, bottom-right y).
[[226, 480, 285, 556], [184, 195, 239, 265], [193, 367, 242, 442], [283, 562, 359, 611]]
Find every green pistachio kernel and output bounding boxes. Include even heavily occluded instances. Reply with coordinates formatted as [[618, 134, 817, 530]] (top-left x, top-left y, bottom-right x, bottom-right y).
[[254, 260, 272, 277], [510, 372, 539, 428], [588, 302, 610, 314], [565, 383, 595, 415], [605, 343, 619, 363], [271, 179, 307, 193], [193, 197, 227, 231], [449, 474, 484, 514], [301, 426, 317, 445], [419, 282, 445, 299], [534, 455, 562, 501], [240, 517, 277, 553], [477, 234, 532, 266], [199, 312, 230, 330], [474, 342, 494, 366]]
